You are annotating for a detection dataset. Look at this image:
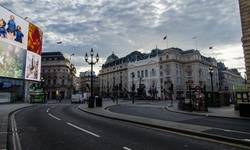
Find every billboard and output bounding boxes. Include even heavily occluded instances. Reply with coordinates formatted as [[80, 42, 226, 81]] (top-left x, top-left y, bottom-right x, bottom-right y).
[[0, 6, 43, 81]]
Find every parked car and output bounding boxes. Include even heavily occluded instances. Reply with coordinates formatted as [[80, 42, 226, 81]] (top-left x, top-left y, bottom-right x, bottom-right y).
[[71, 93, 84, 103]]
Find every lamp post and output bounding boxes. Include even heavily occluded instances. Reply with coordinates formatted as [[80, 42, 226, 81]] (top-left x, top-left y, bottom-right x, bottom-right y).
[[209, 66, 214, 93], [209, 66, 214, 105], [85, 48, 99, 108], [186, 80, 193, 107], [41, 77, 45, 103], [131, 72, 135, 104]]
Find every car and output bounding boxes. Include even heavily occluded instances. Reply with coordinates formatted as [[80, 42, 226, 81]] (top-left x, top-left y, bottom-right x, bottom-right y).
[[71, 93, 84, 103]]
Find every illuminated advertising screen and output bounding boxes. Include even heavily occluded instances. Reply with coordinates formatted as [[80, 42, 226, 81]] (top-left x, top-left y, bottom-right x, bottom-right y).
[[0, 6, 43, 81]]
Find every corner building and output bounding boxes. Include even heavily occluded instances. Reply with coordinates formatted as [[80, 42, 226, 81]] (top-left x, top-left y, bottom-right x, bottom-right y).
[[41, 52, 76, 99]]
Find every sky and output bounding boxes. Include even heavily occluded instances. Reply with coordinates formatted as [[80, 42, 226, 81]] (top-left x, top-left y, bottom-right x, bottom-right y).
[[0, 0, 245, 77]]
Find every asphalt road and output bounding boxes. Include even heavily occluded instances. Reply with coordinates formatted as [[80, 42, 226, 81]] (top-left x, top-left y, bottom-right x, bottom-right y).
[[108, 105, 250, 140], [7, 103, 247, 150]]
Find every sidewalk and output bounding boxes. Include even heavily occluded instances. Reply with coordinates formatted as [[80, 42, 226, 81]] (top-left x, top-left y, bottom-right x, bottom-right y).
[[166, 100, 242, 119], [0, 102, 34, 149]]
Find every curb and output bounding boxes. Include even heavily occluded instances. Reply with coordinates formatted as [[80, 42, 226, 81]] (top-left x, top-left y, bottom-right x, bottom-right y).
[[0, 105, 36, 150], [78, 105, 250, 149], [165, 106, 250, 120]]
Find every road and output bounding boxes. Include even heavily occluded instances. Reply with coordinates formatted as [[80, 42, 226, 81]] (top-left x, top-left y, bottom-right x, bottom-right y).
[[108, 105, 250, 141], [8, 101, 247, 150]]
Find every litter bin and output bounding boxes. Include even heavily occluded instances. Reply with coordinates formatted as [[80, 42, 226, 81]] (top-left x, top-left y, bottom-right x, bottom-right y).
[[88, 97, 94, 108], [239, 102, 250, 117], [96, 97, 102, 107]]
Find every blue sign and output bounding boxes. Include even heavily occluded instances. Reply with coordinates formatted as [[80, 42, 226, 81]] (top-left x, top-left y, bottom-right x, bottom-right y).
[[0, 81, 13, 89]]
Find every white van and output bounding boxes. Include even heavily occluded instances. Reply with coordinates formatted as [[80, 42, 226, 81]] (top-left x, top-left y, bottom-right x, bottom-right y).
[[71, 93, 84, 103]]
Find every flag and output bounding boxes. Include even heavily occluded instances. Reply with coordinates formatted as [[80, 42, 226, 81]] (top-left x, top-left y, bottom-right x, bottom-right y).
[[71, 53, 74, 56], [193, 36, 196, 39], [57, 41, 62, 44], [209, 46, 213, 49], [163, 36, 167, 40]]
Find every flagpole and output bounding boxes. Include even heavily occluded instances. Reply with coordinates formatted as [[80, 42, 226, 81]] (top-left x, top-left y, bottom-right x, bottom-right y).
[[195, 38, 197, 50], [163, 35, 168, 49], [193, 36, 197, 50], [167, 37, 168, 49]]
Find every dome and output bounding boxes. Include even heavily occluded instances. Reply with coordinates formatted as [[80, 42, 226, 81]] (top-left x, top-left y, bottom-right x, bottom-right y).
[[106, 52, 119, 63]]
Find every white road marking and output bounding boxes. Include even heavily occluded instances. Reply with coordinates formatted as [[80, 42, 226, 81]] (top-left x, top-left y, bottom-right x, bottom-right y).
[[48, 113, 61, 120], [67, 122, 100, 137], [123, 147, 132, 150], [46, 108, 50, 113]]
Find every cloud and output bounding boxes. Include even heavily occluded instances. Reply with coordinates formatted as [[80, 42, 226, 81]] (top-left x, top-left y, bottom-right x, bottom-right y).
[[0, 0, 245, 76]]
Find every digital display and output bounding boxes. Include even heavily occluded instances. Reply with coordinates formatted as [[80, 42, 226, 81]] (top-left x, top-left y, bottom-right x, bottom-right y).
[[0, 6, 43, 81]]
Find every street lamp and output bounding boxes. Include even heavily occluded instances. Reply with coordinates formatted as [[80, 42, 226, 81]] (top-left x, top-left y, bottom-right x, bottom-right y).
[[40, 77, 46, 103], [209, 66, 214, 92], [85, 48, 99, 108], [131, 72, 135, 104]]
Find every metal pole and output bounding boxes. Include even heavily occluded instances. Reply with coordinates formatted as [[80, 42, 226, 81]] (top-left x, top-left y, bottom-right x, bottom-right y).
[[189, 84, 192, 105], [211, 74, 214, 92], [132, 77, 134, 104]]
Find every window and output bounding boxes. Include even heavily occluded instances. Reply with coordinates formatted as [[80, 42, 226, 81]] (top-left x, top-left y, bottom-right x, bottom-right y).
[[141, 71, 144, 77], [137, 71, 140, 78], [187, 71, 192, 76], [145, 70, 148, 77], [53, 79, 56, 85], [166, 55, 169, 59], [62, 79, 64, 85], [47, 79, 50, 85], [151, 69, 156, 76]]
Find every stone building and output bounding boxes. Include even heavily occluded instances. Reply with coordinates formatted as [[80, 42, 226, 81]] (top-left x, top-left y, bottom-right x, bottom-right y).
[[159, 48, 218, 99], [98, 47, 244, 100], [239, 0, 250, 93], [99, 52, 129, 98], [79, 71, 99, 95], [41, 52, 76, 99]]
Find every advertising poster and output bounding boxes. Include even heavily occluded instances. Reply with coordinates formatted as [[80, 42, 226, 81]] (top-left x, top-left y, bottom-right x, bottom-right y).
[[0, 6, 43, 81], [25, 50, 41, 81], [0, 40, 26, 79]]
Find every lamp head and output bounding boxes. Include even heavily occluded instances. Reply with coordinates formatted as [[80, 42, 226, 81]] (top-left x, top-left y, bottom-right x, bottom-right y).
[[90, 48, 94, 56], [96, 53, 99, 62], [85, 53, 88, 62]]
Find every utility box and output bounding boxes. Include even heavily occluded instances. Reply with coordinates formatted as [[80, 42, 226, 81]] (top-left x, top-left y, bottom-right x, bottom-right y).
[[96, 97, 102, 107], [239, 102, 250, 117]]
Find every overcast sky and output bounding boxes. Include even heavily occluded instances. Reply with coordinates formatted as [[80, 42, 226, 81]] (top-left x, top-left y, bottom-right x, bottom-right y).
[[0, 0, 245, 77]]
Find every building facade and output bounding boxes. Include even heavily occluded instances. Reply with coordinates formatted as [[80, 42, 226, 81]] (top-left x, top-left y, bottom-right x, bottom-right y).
[[98, 47, 244, 100], [99, 52, 129, 98], [41, 52, 76, 99], [159, 48, 219, 99], [239, 0, 250, 93], [79, 71, 99, 95]]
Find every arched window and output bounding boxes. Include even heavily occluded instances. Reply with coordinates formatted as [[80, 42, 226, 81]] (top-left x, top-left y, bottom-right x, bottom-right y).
[[145, 70, 148, 77]]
